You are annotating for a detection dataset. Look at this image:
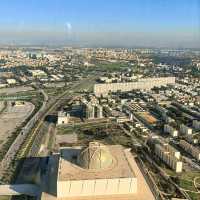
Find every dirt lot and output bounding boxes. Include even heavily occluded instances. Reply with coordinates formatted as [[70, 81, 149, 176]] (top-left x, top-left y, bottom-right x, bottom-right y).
[[0, 101, 35, 150], [138, 112, 157, 124], [0, 86, 33, 95]]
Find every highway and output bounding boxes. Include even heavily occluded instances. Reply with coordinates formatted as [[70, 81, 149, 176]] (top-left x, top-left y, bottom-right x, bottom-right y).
[[0, 76, 96, 179], [0, 89, 48, 173], [18, 77, 96, 158]]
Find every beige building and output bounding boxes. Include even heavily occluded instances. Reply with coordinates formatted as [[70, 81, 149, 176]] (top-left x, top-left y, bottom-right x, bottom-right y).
[[94, 77, 175, 96], [41, 142, 155, 200], [57, 111, 70, 125]]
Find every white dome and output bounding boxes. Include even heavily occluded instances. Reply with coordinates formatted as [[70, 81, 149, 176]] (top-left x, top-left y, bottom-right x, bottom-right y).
[[78, 142, 114, 170]]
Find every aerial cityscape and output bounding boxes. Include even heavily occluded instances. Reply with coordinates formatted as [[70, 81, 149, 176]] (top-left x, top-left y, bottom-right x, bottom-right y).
[[0, 1, 200, 200]]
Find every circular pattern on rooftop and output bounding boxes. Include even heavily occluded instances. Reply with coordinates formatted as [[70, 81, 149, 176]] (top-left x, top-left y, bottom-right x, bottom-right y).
[[78, 142, 114, 171]]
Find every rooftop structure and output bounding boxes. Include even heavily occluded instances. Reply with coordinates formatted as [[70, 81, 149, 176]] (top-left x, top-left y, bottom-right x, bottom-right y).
[[41, 142, 155, 200], [78, 142, 114, 170]]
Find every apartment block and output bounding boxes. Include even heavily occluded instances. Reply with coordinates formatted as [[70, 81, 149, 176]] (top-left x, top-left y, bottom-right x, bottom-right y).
[[179, 140, 200, 161], [180, 124, 192, 135], [164, 124, 178, 137], [155, 144, 182, 173], [193, 120, 200, 131]]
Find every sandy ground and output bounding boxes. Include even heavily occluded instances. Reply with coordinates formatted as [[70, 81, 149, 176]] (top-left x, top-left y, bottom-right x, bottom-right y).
[[0, 101, 35, 149]]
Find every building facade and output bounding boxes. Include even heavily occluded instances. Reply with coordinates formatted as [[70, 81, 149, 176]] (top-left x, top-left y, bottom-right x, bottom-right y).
[[94, 77, 175, 96]]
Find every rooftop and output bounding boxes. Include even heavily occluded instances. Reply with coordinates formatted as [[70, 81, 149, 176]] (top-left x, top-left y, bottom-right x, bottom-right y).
[[58, 144, 135, 181]]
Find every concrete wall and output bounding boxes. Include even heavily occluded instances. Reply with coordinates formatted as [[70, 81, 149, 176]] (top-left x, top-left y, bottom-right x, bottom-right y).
[[94, 77, 175, 96], [57, 177, 137, 197]]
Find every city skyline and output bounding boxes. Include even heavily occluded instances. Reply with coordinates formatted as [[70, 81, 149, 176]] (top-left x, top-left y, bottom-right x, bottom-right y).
[[0, 0, 199, 48]]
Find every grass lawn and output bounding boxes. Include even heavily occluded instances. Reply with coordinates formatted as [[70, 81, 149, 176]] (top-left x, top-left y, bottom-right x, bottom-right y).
[[179, 179, 196, 191], [180, 171, 200, 180], [186, 192, 200, 200]]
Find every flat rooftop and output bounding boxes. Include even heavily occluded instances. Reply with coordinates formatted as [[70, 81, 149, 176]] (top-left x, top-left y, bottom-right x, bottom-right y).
[[42, 147, 155, 200], [58, 145, 135, 181]]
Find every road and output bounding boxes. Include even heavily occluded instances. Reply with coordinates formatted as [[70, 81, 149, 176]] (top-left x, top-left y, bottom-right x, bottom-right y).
[[20, 76, 97, 158], [0, 89, 48, 175], [0, 77, 96, 183]]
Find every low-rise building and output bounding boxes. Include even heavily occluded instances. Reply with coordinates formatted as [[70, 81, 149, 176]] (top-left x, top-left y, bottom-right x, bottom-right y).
[[57, 111, 70, 125], [28, 69, 47, 78], [6, 78, 16, 84]]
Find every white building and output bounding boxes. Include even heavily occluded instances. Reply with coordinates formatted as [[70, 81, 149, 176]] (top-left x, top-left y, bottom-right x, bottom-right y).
[[94, 77, 175, 96], [28, 69, 47, 78], [6, 78, 16, 84], [57, 111, 70, 125]]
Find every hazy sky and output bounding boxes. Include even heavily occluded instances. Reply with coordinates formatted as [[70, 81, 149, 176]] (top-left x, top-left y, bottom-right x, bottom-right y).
[[0, 0, 199, 47]]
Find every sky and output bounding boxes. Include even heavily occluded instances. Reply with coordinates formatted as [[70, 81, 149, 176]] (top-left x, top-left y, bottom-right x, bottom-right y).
[[0, 0, 199, 48]]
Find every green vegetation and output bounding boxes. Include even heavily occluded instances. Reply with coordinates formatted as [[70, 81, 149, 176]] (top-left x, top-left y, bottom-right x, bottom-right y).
[[179, 179, 196, 191], [96, 61, 130, 72], [191, 66, 200, 78], [0, 92, 45, 183], [186, 192, 200, 200], [57, 127, 75, 135], [152, 55, 192, 67], [0, 196, 11, 200], [180, 171, 200, 180], [177, 171, 200, 200]]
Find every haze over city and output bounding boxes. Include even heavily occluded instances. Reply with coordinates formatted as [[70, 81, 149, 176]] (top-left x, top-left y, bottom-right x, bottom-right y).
[[0, 0, 199, 47], [0, 1, 200, 200]]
